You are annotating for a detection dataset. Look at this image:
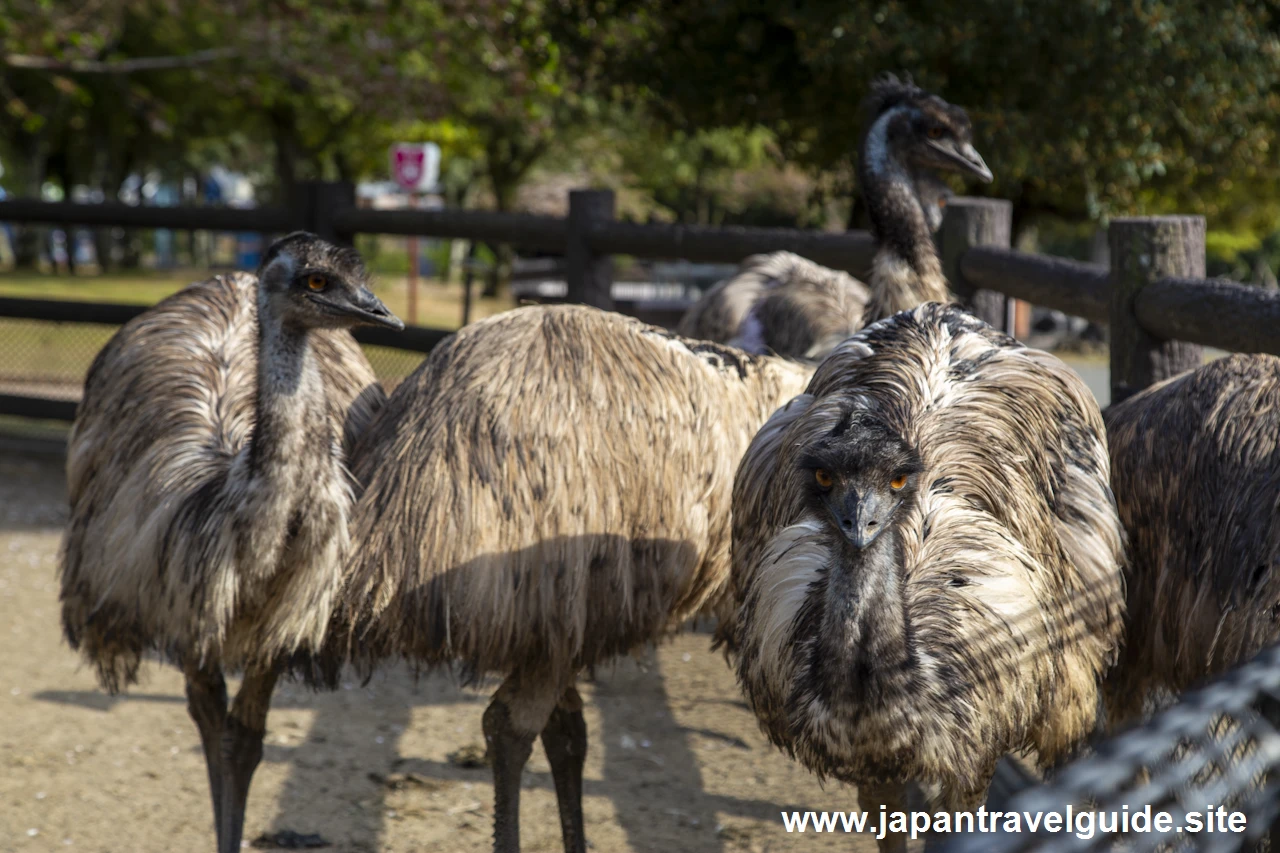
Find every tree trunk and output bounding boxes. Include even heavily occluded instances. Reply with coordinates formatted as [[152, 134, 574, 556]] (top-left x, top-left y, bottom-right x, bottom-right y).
[[479, 127, 549, 298], [482, 178, 518, 299], [333, 150, 354, 184], [11, 134, 48, 270], [118, 230, 143, 270], [271, 107, 301, 207], [846, 191, 870, 231], [48, 154, 82, 274]]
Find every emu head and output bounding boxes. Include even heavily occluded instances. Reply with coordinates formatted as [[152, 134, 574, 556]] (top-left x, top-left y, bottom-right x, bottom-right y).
[[257, 232, 404, 332], [860, 74, 992, 184], [795, 399, 923, 552]]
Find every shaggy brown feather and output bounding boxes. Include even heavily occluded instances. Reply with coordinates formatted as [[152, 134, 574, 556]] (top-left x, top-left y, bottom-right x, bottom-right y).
[[1104, 353, 1280, 724], [337, 303, 811, 683], [731, 304, 1125, 818], [59, 270, 385, 691], [675, 251, 870, 359]]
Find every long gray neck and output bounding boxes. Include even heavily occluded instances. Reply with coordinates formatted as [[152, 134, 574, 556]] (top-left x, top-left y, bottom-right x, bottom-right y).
[[812, 528, 914, 707], [249, 299, 327, 470], [235, 293, 333, 566], [859, 109, 950, 325]]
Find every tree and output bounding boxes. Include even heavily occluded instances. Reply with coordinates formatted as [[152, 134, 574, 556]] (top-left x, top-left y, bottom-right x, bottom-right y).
[[566, 0, 1280, 231]]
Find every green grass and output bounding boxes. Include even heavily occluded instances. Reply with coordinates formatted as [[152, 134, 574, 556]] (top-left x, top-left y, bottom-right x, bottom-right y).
[[0, 413, 71, 444], [0, 270, 516, 391], [0, 270, 201, 305], [0, 270, 515, 329]]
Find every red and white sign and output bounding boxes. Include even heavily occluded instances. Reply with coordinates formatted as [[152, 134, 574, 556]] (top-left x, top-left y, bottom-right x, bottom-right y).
[[390, 142, 440, 192]]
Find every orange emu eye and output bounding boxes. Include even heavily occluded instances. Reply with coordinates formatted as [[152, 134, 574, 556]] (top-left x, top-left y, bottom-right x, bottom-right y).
[[306, 273, 327, 291], [890, 474, 908, 490], [814, 469, 833, 489], [927, 125, 944, 139]]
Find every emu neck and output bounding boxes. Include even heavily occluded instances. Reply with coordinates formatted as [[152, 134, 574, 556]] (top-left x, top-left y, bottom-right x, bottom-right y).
[[814, 528, 913, 706], [237, 295, 332, 564], [250, 302, 326, 472], [859, 116, 949, 325]]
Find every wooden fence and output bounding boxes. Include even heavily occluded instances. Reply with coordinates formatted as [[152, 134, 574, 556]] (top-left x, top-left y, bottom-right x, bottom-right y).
[[1, 181, 1277, 423]]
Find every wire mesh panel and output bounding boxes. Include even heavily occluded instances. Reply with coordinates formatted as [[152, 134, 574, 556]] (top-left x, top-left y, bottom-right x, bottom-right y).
[[943, 645, 1280, 853], [0, 317, 114, 401], [358, 343, 429, 391]]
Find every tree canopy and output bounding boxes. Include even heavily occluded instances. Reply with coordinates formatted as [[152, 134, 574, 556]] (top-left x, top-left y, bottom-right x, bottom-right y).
[[2, 0, 1279, 239], [567, 0, 1280, 227]]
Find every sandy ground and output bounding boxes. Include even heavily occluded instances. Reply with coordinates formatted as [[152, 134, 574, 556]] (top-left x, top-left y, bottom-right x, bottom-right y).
[[0, 452, 881, 853]]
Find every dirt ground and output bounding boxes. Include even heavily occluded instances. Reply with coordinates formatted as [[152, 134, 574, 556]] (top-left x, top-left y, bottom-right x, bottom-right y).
[[0, 451, 880, 853]]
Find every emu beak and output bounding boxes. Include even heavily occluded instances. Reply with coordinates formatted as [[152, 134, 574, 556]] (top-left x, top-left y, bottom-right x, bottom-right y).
[[346, 288, 405, 330], [836, 491, 887, 551], [929, 138, 994, 183]]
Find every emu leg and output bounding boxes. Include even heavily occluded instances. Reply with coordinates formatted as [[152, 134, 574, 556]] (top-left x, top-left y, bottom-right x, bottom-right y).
[[858, 781, 909, 853], [540, 686, 588, 853], [184, 663, 229, 847], [218, 664, 280, 853], [483, 671, 564, 853]]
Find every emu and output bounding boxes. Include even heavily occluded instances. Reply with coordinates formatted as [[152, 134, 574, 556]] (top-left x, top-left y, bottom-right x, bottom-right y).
[[329, 305, 812, 853], [320, 76, 991, 853], [1103, 354, 1280, 723], [678, 250, 872, 360], [676, 176, 950, 361], [58, 233, 402, 853], [677, 75, 989, 360], [729, 304, 1126, 850]]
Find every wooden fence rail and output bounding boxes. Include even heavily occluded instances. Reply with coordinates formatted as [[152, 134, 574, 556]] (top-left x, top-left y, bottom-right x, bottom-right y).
[[589, 219, 879, 272], [3, 182, 1280, 419], [0, 197, 295, 233], [1136, 276, 1280, 355], [959, 247, 1109, 325]]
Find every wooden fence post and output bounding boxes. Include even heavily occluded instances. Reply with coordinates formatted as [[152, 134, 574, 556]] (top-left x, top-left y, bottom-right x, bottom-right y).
[[1108, 216, 1204, 405], [940, 197, 1013, 332], [565, 189, 615, 310], [300, 180, 357, 247]]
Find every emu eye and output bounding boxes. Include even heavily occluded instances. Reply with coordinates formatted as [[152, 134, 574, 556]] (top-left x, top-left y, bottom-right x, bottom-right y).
[[937, 197, 948, 209], [927, 125, 945, 140], [306, 273, 327, 291], [890, 474, 908, 490], [814, 469, 833, 489]]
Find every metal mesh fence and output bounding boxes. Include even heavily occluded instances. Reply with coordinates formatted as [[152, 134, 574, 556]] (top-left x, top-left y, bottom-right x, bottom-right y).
[[0, 317, 114, 401], [943, 645, 1280, 853]]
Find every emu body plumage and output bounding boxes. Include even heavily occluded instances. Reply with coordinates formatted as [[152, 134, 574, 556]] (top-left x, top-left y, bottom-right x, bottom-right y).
[[676, 251, 871, 360], [1104, 354, 1280, 723], [730, 304, 1125, 832], [58, 236, 398, 853], [61, 271, 382, 685], [342, 304, 810, 676], [335, 304, 810, 852]]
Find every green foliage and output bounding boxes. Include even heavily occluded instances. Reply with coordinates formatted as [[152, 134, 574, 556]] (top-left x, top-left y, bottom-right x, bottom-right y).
[[571, 0, 1280, 226], [617, 122, 778, 223], [0, 0, 452, 196], [4, 0, 1280, 249]]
